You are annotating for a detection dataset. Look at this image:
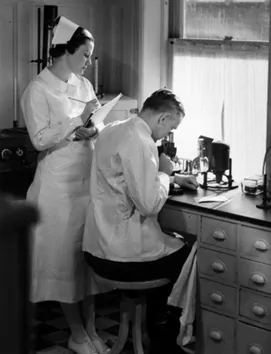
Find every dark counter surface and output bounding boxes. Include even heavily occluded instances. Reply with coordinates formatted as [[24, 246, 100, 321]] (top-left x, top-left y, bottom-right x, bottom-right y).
[[166, 185, 271, 228]]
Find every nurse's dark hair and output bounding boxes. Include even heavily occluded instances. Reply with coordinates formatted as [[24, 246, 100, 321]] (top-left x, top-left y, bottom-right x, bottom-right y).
[[49, 17, 94, 59], [141, 89, 185, 117]]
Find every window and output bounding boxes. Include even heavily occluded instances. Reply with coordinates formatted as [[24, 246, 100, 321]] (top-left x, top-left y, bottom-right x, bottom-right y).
[[168, 0, 269, 182]]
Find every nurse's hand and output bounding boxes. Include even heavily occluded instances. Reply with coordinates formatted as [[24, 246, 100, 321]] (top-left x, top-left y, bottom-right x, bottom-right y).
[[81, 98, 101, 124], [75, 126, 98, 141], [174, 174, 199, 190]]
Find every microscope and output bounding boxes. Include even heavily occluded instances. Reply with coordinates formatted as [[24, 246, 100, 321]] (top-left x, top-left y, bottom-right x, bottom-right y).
[[158, 132, 183, 195]]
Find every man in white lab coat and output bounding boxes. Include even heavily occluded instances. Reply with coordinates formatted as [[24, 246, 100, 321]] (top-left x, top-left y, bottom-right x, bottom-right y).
[[83, 89, 198, 349]]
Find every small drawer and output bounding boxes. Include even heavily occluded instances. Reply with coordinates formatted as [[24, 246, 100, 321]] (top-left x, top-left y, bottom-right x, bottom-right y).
[[199, 278, 237, 316], [159, 207, 198, 235], [240, 289, 271, 326], [200, 309, 235, 354], [201, 216, 237, 251], [237, 322, 271, 354], [198, 247, 237, 283], [239, 226, 271, 264], [239, 259, 271, 294]]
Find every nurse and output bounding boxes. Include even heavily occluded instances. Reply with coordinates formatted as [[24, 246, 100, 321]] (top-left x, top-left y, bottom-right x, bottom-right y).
[[21, 17, 108, 354]]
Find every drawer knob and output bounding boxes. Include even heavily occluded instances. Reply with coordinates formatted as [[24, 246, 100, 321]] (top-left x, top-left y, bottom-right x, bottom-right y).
[[212, 229, 226, 241], [249, 344, 264, 354], [212, 261, 226, 273], [210, 292, 224, 304], [250, 272, 266, 286], [209, 329, 223, 342], [252, 303, 267, 317], [254, 240, 269, 252]]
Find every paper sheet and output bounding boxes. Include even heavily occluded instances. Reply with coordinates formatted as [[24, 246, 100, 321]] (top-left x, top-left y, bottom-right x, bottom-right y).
[[199, 195, 228, 203]]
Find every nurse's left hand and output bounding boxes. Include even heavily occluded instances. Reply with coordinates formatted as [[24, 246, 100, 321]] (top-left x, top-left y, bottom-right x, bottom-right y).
[[174, 174, 199, 190], [75, 126, 98, 140]]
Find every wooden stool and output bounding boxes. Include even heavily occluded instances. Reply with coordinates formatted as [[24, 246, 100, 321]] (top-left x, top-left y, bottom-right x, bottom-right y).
[[92, 271, 170, 354]]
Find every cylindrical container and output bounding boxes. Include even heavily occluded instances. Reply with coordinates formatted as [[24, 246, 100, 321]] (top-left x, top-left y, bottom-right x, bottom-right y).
[[211, 141, 230, 182]]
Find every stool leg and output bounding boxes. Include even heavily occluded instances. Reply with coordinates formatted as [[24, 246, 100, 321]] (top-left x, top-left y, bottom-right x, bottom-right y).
[[109, 296, 131, 354], [141, 301, 151, 350], [132, 298, 144, 354]]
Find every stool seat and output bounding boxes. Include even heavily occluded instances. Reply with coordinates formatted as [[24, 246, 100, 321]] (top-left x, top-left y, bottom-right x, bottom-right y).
[[91, 270, 171, 354], [92, 272, 170, 290]]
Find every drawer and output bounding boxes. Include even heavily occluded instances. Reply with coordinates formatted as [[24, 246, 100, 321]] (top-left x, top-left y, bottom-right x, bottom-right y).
[[201, 216, 237, 251], [158, 207, 198, 235], [198, 247, 237, 283], [237, 322, 271, 354], [199, 278, 237, 316], [200, 309, 235, 354], [239, 259, 271, 295], [240, 289, 271, 326], [240, 226, 271, 264]]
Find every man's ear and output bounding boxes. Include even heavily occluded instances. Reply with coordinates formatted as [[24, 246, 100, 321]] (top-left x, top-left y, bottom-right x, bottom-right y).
[[158, 112, 171, 125]]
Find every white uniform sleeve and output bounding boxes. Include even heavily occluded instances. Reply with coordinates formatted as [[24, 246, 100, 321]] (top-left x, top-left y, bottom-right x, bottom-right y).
[[119, 138, 170, 216], [20, 82, 83, 151]]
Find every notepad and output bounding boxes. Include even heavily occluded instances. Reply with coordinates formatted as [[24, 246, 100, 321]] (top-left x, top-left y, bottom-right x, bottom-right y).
[[199, 195, 228, 203]]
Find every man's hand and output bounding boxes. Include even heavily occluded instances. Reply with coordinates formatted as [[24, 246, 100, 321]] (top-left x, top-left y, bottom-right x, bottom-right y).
[[159, 153, 174, 176], [174, 174, 199, 190], [75, 126, 98, 141]]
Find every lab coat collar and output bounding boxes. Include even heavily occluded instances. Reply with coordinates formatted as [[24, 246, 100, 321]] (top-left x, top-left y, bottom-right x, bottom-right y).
[[39, 67, 80, 93], [136, 116, 152, 137]]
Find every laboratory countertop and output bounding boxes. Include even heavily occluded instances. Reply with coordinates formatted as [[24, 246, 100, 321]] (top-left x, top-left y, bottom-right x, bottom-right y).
[[166, 185, 271, 228]]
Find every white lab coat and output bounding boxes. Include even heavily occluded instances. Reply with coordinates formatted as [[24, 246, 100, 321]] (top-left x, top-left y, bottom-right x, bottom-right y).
[[21, 68, 102, 303], [82, 116, 183, 262]]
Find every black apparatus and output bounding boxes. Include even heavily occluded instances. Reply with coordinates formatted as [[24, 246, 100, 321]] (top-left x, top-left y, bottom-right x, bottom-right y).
[[198, 135, 237, 190], [158, 133, 183, 195], [31, 5, 58, 74]]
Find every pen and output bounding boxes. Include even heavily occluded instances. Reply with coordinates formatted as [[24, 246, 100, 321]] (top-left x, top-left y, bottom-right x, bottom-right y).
[[68, 97, 87, 104]]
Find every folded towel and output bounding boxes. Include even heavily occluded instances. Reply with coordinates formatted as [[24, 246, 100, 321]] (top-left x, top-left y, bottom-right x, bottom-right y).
[[168, 241, 197, 352]]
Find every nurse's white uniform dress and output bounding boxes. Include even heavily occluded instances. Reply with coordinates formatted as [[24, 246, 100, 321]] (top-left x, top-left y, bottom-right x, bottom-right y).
[[21, 67, 99, 303]]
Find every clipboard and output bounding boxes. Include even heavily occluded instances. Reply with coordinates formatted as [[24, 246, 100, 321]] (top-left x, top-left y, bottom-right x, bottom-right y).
[[84, 93, 123, 127], [68, 93, 123, 141]]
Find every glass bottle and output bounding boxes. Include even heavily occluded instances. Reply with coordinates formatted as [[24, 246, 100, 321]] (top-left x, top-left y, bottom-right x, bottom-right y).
[[192, 138, 209, 175]]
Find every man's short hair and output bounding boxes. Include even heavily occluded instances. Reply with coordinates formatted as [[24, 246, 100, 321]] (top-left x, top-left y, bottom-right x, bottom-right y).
[[142, 89, 185, 117]]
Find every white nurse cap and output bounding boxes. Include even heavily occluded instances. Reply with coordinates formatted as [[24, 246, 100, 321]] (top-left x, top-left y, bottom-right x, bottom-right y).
[[52, 16, 79, 45]]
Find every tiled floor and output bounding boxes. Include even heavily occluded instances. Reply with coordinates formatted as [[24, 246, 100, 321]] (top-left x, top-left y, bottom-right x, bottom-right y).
[[31, 291, 191, 354], [31, 291, 135, 354]]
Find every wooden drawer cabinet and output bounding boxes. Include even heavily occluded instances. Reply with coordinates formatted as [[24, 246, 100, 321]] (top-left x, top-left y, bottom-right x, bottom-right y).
[[201, 216, 237, 251], [239, 259, 271, 294], [240, 289, 271, 327], [239, 226, 271, 264], [200, 310, 235, 354], [198, 247, 237, 283], [160, 198, 271, 354], [237, 322, 271, 354], [158, 207, 198, 235], [199, 278, 237, 316]]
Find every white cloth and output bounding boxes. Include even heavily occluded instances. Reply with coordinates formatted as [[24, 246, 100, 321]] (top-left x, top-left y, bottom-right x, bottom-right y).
[[168, 242, 197, 352], [21, 67, 103, 303], [82, 116, 184, 262]]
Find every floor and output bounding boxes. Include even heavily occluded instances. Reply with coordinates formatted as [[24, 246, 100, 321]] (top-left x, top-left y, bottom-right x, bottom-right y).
[[31, 291, 190, 354]]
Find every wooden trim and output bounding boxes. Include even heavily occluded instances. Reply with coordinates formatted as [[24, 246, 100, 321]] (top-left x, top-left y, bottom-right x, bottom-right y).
[[265, 0, 271, 193], [170, 38, 269, 48], [167, 41, 174, 90], [160, 0, 169, 89]]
